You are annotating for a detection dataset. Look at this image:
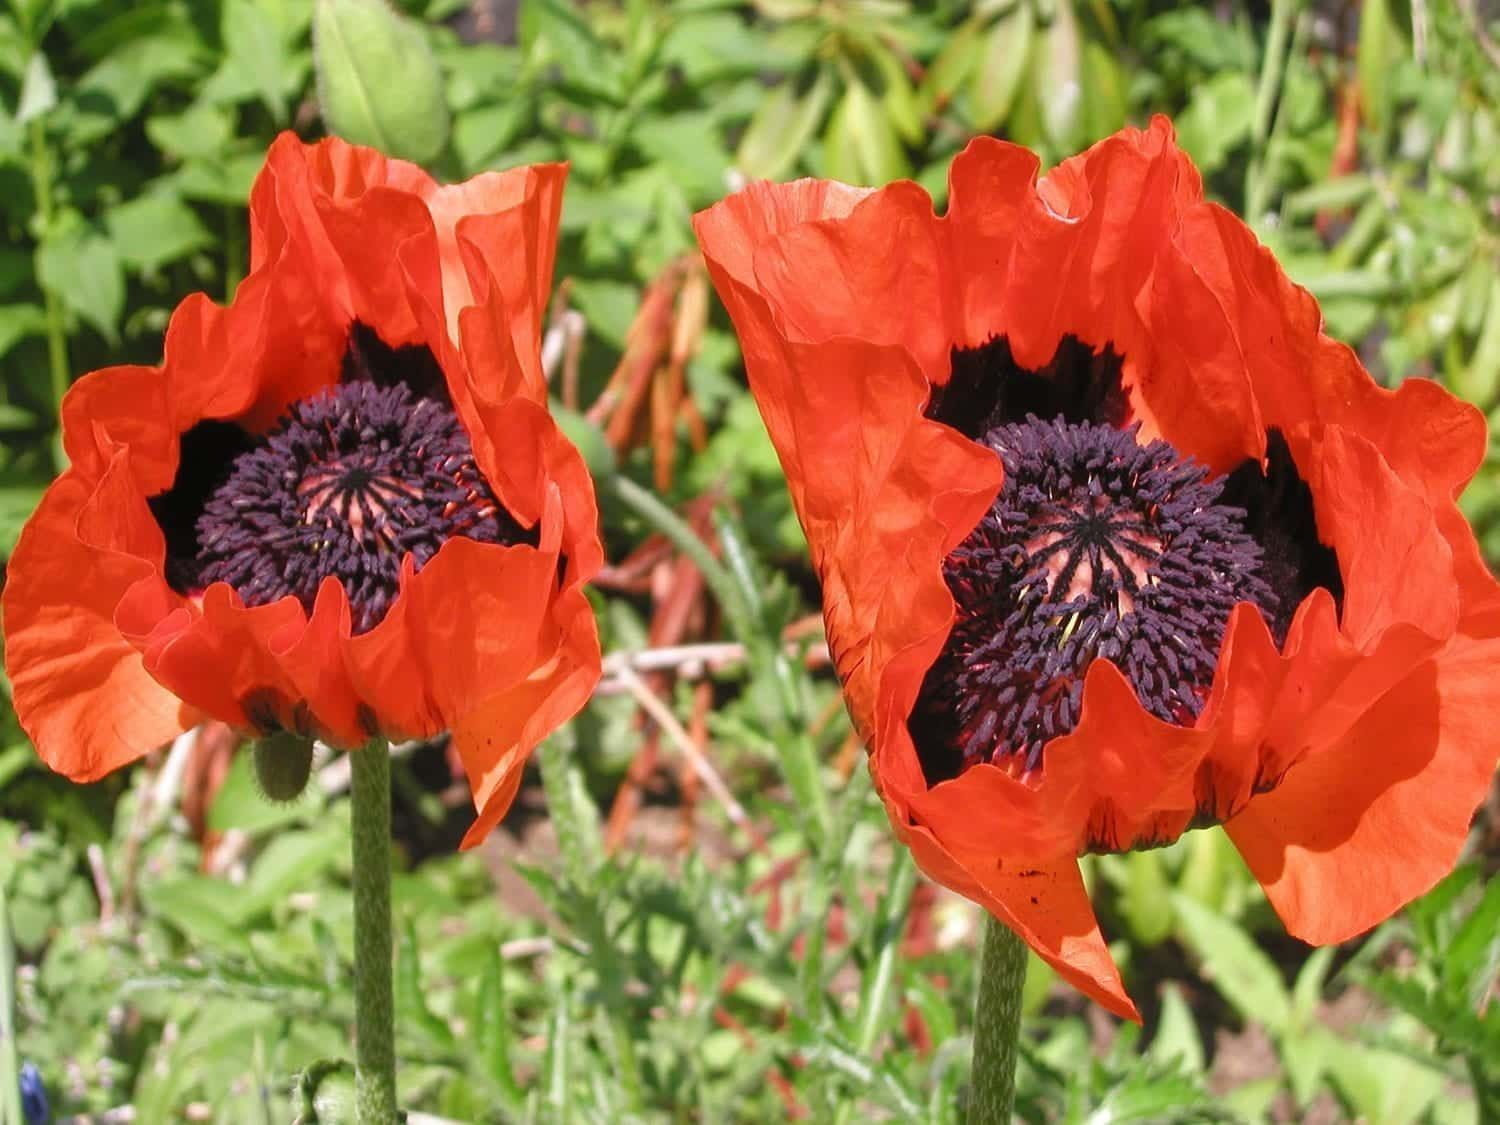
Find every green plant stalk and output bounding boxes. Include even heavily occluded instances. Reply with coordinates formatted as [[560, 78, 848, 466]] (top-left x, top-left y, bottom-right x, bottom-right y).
[[711, 509, 833, 846], [350, 740, 398, 1124], [611, 476, 833, 845], [832, 852, 918, 1125], [534, 735, 642, 1110], [28, 120, 70, 421], [1471, 1058, 1500, 1125], [610, 476, 749, 635], [967, 915, 1027, 1125], [1, 884, 23, 1125], [1244, 0, 1296, 220]]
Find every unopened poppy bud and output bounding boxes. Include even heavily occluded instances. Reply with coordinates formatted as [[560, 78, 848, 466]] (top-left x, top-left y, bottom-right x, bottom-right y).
[[313, 0, 449, 163], [253, 731, 315, 803]]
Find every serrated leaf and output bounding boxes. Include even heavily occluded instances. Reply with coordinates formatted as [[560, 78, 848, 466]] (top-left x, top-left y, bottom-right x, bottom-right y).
[[315, 0, 450, 162], [1171, 892, 1291, 1032]]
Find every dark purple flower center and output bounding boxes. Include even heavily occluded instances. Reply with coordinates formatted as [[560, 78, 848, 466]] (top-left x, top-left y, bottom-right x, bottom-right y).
[[913, 415, 1275, 779], [149, 325, 536, 637], [193, 379, 528, 634]]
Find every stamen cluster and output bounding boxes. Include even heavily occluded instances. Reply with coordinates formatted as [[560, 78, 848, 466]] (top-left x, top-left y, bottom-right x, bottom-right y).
[[916, 416, 1274, 777], [195, 381, 528, 633]]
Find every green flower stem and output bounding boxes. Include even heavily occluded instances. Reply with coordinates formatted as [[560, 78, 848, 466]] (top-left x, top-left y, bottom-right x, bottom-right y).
[[1470, 1059, 1500, 1125], [711, 510, 833, 847], [1244, 0, 1296, 220], [27, 120, 70, 429], [967, 915, 1028, 1125], [609, 474, 832, 846], [1, 884, 23, 1125], [350, 740, 398, 1124]]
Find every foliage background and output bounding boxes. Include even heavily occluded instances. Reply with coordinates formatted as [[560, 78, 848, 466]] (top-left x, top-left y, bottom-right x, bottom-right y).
[[1, 0, 1498, 1121]]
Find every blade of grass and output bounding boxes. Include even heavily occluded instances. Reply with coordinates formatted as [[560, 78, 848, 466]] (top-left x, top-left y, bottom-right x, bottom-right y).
[[1, 884, 23, 1125]]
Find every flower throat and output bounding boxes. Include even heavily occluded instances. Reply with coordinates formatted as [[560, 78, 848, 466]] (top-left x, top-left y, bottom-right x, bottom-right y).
[[912, 415, 1275, 780], [151, 326, 535, 635]]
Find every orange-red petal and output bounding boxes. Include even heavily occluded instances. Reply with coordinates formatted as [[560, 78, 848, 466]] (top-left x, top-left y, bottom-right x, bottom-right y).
[[694, 116, 1500, 1015], [5, 133, 600, 816], [2, 463, 197, 780]]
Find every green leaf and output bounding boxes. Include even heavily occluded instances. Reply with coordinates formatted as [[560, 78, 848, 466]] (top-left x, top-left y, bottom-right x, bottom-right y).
[[825, 76, 909, 186], [220, 0, 294, 121], [0, 303, 47, 361], [970, 0, 1032, 130], [552, 404, 617, 481], [1322, 1033, 1444, 1124], [1171, 891, 1291, 1032], [1443, 871, 1500, 1008], [1291, 945, 1335, 1029], [1032, 0, 1083, 152], [1147, 983, 1205, 1076], [146, 102, 234, 160], [173, 151, 265, 204], [0, 483, 44, 555], [1119, 848, 1173, 947], [1080, 38, 1126, 140], [314, 0, 450, 163], [735, 68, 833, 181], [105, 192, 212, 274], [1358, 0, 1406, 133], [920, 16, 983, 113], [141, 876, 256, 950], [36, 223, 123, 344], [1174, 70, 1256, 173], [15, 49, 54, 124]]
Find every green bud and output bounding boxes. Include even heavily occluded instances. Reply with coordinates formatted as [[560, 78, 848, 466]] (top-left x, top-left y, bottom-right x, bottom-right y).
[[253, 730, 316, 803], [313, 0, 450, 164]]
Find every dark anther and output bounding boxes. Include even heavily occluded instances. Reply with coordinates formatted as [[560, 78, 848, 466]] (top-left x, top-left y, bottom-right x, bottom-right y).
[[1220, 429, 1344, 644], [194, 379, 534, 633], [927, 335, 1129, 439], [911, 416, 1275, 783], [148, 324, 537, 634]]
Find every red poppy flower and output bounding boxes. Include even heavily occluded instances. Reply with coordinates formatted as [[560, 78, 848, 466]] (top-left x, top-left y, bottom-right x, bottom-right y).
[[693, 118, 1500, 1019], [2, 134, 602, 847]]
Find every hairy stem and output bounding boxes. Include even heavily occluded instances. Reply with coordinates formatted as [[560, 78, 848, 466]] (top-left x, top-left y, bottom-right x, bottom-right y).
[[967, 915, 1028, 1125], [351, 741, 398, 1124]]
